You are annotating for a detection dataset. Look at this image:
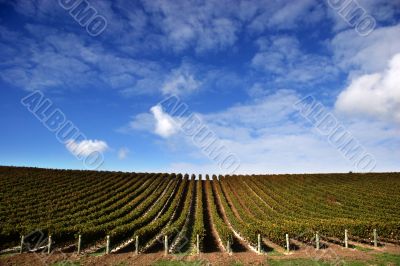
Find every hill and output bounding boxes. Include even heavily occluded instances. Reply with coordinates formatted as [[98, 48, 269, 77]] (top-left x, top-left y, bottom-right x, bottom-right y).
[[0, 166, 399, 265]]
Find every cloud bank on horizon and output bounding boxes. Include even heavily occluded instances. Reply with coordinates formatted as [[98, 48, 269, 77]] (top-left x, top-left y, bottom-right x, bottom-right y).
[[0, 0, 399, 174]]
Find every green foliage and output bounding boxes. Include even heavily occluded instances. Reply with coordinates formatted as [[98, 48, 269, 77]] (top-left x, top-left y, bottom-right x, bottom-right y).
[[192, 179, 205, 251], [0, 166, 399, 252], [205, 176, 233, 246]]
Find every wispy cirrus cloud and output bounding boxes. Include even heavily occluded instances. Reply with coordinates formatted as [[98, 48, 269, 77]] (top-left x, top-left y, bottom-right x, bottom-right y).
[[161, 65, 201, 96], [251, 35, 338, 85], [0, 25, 164, 94], [118, 147, 130, 160], [126, 89, 400, 174], [331, 24, 400, 75]]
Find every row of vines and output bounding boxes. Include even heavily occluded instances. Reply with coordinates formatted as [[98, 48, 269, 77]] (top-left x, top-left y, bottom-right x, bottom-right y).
[[0, 166, 399, 253]]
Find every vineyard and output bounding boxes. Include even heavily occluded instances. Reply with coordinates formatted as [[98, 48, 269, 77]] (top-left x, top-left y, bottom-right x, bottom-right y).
[[0, 166, 400, 264]]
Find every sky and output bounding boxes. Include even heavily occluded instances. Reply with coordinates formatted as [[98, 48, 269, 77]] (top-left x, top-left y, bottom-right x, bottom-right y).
[[0, 0, 399, 175]]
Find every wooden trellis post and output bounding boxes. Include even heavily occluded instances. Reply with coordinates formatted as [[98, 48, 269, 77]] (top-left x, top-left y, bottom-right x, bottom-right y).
[[135, 236, 139, 255], [106, 235, 110, 254], [257, 234, 261, 253], [286, 234, 290, 252], [373, 229, 378, 247], [196, 234, 200, 254], [20, 235, 24, 254], [316, 232, 320, 250], [77, 235, 81, 254], [47, 235, 52, 254], [227, 240, 231, 253], [344, 229, 348, 248], [164, 235, 168, 255]]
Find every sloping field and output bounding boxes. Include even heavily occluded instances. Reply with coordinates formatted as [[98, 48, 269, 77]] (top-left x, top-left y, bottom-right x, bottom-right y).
[[0, 166, 399, 263]]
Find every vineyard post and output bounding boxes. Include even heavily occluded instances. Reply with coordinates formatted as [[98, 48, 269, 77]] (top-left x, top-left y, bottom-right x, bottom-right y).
[[77, 235, 81, 254], [164, 235, 168, 255], [257, 234, 261, 254], [286, 234, 290, 252], [227, 240, 231, 254], [345, 229, 348, 248], [106, 235, 110, 254], [196, 234, 200, 254], [135, 236, 139, 255], [20, 235, 24, 254], [47, 235, 52, 254], [316, 232, 320, 250], [373, 229, 378, 247]]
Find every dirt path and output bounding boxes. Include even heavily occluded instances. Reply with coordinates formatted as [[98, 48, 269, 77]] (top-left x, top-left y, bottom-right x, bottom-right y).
[[113, 179, 179, 253], [210, 181, 251, 253], [169, 179, 196, 253], [141, 179, 189, 254], [202, 181, 223, 253], [3, 245, 400, 266], [221, 181, 246, 223]]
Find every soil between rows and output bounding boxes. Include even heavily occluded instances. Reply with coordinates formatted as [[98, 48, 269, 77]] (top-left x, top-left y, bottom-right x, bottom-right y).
[[1, 244, 399, 266], [202, 180, 222, 253]]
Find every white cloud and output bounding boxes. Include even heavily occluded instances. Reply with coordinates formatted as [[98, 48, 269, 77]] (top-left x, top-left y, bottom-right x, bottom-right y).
[[267, 0, 323, 29], [150, 105, 178, 138], [247, 0, 325, 33], [0, 25, 167, 95], [66, 139, 109, 157], [336, 53, 400, 123], [118, 147, 130, 160], [251, 36, 337, 84], [126, 90, 400, 174], [139, 0, 240, 53], [331, 24, 400, 74], [162, 67, 200, 96], [127, 112, 155, 132], [327, 0, 400, 33]]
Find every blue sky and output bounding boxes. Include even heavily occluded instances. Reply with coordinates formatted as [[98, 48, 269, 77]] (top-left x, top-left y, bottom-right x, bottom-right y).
[[0, 0, 399, 174]]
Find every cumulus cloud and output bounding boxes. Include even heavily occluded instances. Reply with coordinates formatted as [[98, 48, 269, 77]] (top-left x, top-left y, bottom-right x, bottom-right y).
[[125, 90, 400, 173], [331, 24, 400, 74], [66, 139, 109, 157], [150, 105, 178, 138], [336, 53, 400, 123], [118, 147, 130, 160]]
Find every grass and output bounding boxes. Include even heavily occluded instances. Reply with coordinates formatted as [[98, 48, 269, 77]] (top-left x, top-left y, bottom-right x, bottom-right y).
[[113, 262, 128, 266], [343, 251, 400, 265], [267, 249, 284, 256], [50, 262, 80, 266], [267, 259, 333, 266], [172, 251, 192, 258], [89, 251, 105, 257], [353, 245, 373, 252], [89, 247, 106, 257], [373, 252, 400, 265], [151, 252, 400, 266], [267, 252, 400, 266], [152, 260, 204, 266], [0, 253, 15, 258], [42, 253, 400, 266]]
